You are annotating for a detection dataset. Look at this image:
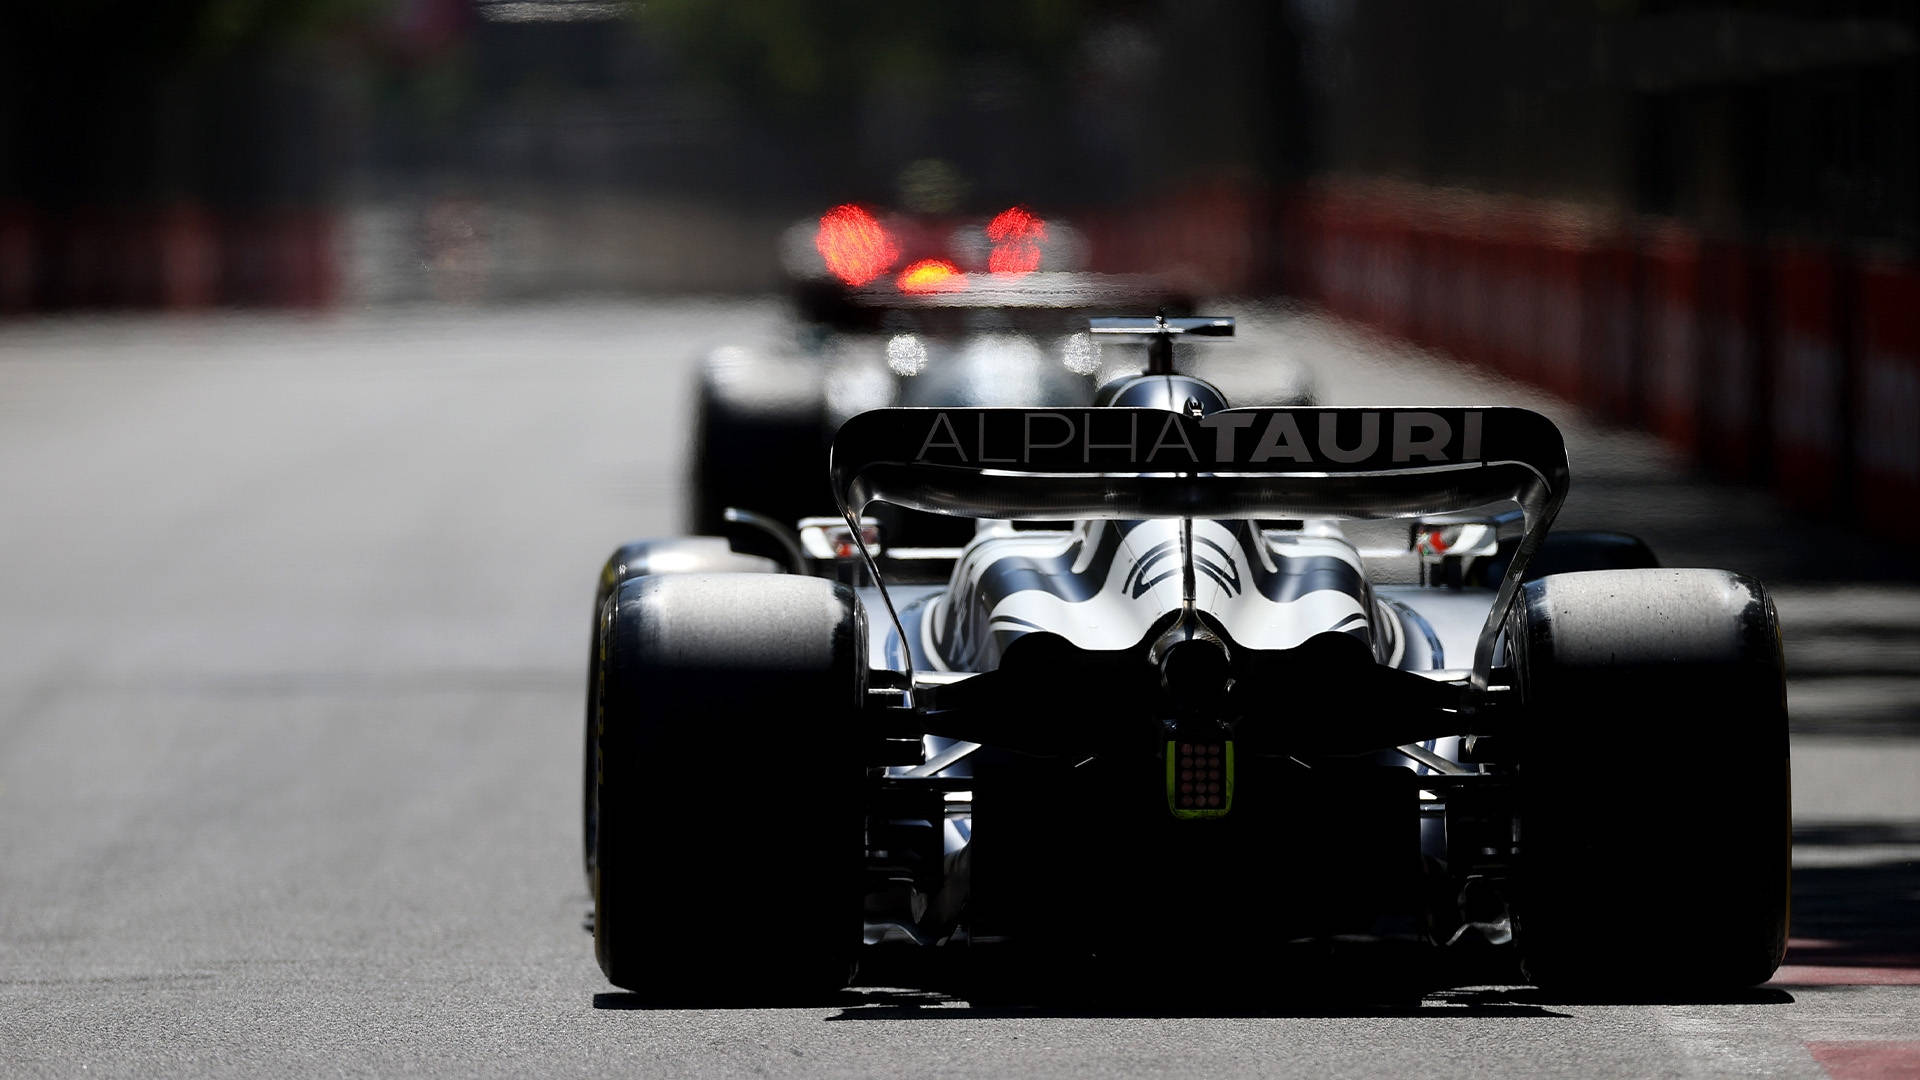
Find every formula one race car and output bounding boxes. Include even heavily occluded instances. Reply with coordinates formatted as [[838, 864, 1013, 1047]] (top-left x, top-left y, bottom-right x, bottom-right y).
[[689, 204, 1312, 540], [585, 316, 1789, 1001]]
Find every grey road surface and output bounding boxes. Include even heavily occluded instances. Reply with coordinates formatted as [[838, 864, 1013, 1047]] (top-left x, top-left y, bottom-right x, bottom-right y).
[[2, 301, 1916, 1078]]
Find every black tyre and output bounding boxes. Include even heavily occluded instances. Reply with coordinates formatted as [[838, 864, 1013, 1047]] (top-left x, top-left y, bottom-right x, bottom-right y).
[[592, 573, 867, 999], [687, 352, 829, 535], [1508, 568, 1790, 992], [582, 540, 778, 888]]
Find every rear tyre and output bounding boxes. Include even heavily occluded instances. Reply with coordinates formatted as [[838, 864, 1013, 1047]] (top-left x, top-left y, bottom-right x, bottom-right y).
[[592, 573, 867, 1000], [1508, 568, 1790, 992], [687, 353, 829, 535], [581, 540, 778, 889]]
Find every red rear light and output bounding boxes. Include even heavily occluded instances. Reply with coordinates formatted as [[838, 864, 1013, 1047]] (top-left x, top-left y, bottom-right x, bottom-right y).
[[986, 206, 1046, 276], [987, 206, 1045, 242], [896, 258, 966, 294], [815, 204, 897, 286]]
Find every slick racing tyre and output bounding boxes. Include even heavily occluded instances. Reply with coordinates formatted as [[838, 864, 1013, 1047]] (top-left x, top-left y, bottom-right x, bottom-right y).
[[592, 573, 866, 1000], [687, 351, 829, 536], [1508, 569, 1790, 992], [581, 540, 778, 889]]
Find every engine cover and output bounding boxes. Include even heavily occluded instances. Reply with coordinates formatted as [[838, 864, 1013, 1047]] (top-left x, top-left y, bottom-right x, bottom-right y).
[[918, 519, 1377, 672]]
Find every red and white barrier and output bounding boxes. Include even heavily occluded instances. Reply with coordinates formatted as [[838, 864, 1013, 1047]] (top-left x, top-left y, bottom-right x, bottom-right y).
[[1699, 239, 1762, 480], [1534, 213, 1603, 402], [1405, 210, 1452, 351], [1580, 236, 1639, 423], [0, 202, 31, 313], [1317, 189, 1363, 316], [1642, 225, 1703, 456], [1358, 195, 1416, 339], [154, 204, 220, 310], [1432, 200, 1493, 364], [1483, 207, 1542, 381], [1855, 261, 1920, 535], [1769, 246, 1846, 512], [0, 203, 336, 312], [1281, 180, 1914, 545]]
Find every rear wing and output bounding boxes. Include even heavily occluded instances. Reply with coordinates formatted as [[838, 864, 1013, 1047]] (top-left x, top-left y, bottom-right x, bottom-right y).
[[830, 406, 1569, 687]]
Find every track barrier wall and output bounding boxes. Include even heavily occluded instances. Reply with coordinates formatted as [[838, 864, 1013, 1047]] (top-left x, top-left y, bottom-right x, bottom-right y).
[[1856, 261, 1920, 537], [1260, 179, 1917, 544], [0, 203, 339, 313]]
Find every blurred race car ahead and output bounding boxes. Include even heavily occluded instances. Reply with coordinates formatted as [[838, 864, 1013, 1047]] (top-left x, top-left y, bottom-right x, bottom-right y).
[[588, 315, 1788, 1002], [691, 203, 1313, 538]]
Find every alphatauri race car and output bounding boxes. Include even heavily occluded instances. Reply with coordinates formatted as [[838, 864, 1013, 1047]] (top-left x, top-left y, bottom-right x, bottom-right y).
[[586, 316, 1789, 1001]]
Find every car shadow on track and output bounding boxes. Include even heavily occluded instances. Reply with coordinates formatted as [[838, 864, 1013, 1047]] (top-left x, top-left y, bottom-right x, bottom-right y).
[[587, 932, 1815, 1016], [592, 974, 1789, 1018], [589, 959, 1799, 1018], [816, 978, 1798, 1020], [593, 990, 870, 1011], [589, 959, 1598, 1018], [820, 986, 1581, 1021], [591, 983, 1601, 1020]]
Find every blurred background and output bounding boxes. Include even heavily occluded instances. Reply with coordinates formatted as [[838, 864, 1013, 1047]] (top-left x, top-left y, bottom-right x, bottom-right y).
[[2, 0, 1915, 538]]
